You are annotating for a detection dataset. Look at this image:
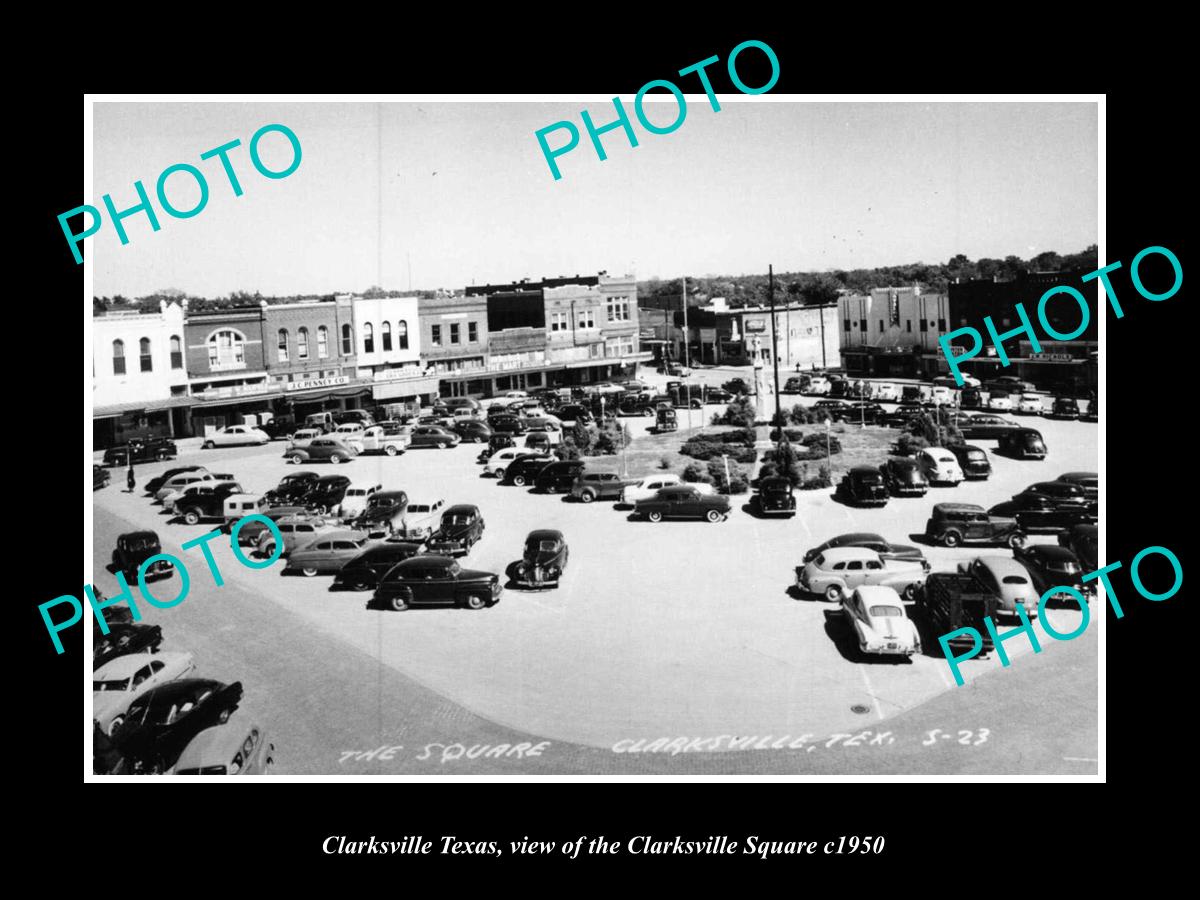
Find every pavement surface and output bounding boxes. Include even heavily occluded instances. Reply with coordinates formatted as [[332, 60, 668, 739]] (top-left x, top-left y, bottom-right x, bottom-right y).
[[89, 365, 1099, 775]]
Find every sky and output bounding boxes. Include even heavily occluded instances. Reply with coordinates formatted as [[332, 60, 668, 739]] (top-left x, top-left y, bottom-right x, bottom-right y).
[[91, 100, 1097, 298]]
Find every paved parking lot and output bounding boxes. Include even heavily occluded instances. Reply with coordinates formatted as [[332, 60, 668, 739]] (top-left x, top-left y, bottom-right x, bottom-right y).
[[91, 367, 1097, 773]]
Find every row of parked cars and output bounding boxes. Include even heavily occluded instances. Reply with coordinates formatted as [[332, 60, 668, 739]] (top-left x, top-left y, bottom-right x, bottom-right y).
[[792, 520, 1099, 659]]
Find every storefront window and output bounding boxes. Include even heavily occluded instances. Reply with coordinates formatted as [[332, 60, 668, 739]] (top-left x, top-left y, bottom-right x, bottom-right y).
[[207, 330, 246, 369], [363, 323, 374, 354]]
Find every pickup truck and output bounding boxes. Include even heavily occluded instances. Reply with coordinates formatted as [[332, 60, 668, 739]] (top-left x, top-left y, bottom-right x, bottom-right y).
[[917, 572, 999, 658], [103, 437, 178, 466], [359, 425, 411, 456], [569, 472, 634, 503]]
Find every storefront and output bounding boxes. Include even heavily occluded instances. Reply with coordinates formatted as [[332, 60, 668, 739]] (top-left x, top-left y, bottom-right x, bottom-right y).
[[93, 397, 194, 449]]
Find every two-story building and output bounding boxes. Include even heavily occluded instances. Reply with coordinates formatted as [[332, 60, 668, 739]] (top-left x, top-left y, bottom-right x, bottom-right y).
[[92, 301, 192, 449], [418, 293, 491, 399], [679, 298, 840, 370], [348, 295, 440, 408], [839, 287, 951, 379]]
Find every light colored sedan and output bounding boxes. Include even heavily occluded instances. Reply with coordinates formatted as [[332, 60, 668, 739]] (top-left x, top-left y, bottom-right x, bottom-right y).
[[154, 472, 214, 503], [958, 556, 1039, 619], [843, 586, 921, 657], [917, 448, 964, 485], [1016, 394, 1046, 415], [986, 394, 1014, 411], [331, 423, 367, 452], [203, 425, 270, 448], [283, 530, 375, 576], [485, 447, 539, 478], [338, 482, 382, 520], [93, 651, 196, 735]]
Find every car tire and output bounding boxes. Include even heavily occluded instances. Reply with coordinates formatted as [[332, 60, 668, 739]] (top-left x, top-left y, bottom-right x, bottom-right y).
[[512, 475, 526, 486], [260, 543, 277, 559], [825, 584, 844, 602], [301, 567, 318, 577], [581, 490, 595, 503], [705, 509, 722, 523], [289, 454, 304, 465], [183, 509, 201, 526], [385, 445, 398, 457], [108, 716, 124, 736], [389, 595, 409, 612], [466, 593, 487, 610], [1008, 532, 1028, 550], [647, 510, 663, 523], [941, 531, 962, 548], [903, 584, 917, 601], [642, 408, 653, 417], [493, 467, 505, 479], [352, 581, 372, 592], [329, 454, 342, 464], [203, 441, 214, 449], [156, 451, 169, 461]]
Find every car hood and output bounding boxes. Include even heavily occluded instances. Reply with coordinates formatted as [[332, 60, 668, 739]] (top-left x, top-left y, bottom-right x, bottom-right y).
[[358, 506, 402, 522], [433, 523, 473, 541]]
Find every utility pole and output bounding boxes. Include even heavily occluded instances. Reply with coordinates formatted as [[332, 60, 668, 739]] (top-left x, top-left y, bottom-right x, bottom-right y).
[[681, 275, 690, 369], [767, 265, 783, 438]]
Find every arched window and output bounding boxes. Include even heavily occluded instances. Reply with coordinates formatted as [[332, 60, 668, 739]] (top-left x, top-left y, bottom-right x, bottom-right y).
[[277, 329, 289, 362], [112, 339, 126, 375], [363, 322, 375, 354], [341, 324, 353, 355], [207, 329, 246, 369], [297, 327, 309, 359], [317, 326, 329, 358], [139, 337, 153, 372], [169, 335, 183, 369], [381, 321, 392, 352], [397, 320, 409, 350]]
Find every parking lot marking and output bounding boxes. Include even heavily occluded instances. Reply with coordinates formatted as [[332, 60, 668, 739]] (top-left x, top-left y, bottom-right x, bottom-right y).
[[1062, 756, 1098, 763], [855, 663, 885, 721]]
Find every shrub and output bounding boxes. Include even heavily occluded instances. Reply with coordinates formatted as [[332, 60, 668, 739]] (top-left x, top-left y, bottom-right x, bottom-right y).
[[707, 458, 750, 494], [592, 431, 618, 455], [769, 427, 804, 442], [788, 404, 821, 425], [800, 463, 833, 490], [681, 462, 714, 484], [800, 433, 841, 455], [658, 456, 671, 470], [894, 433, 929, 456], [715, 395, 757, 428]]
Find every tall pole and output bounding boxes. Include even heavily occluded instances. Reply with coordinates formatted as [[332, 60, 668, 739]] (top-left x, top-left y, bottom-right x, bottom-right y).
[[768, 265, 782, 436], [681, 275, 690, 369]]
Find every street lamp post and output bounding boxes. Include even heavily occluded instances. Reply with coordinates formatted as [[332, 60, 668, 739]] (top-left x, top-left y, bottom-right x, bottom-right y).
[[722, 453, 731, 492], [824, 417, 832, 475]]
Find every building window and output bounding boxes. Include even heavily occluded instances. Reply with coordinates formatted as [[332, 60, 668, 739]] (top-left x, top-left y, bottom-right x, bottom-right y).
[[920, 319, 928, 332], [905, 320, 912, 333], [431, 324, 442, 346], [112, 339, 126, 375], [297, 327, 309, 359], [859, 319, 867, 332], [380, 321, 392, 352], [139, 337, 153, 372], [938, 318, 947, 332], [843, 318, 851, 331], [363, 322, 374, 354], [589, 342, 603, 359], [450, 323, 461, 344], [468, 321, 477, 343], [606, 297, 630, 322], [208, 329, 246, 368], [277, 329, 290, 362], [878, 320, 884, 332], [579, 310, 596, 329], [318, 326, 329, 358], [398, 320, 409, 350], [550, 312, 568, 332], [341, 324, 353, 355], [169, 335, 183, 369]]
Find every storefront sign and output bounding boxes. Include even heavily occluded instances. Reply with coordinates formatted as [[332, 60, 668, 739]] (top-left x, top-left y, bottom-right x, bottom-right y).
[[197, 382, 272, 399], [286, 375, 349, 391], [744, 318, 767, 333], [373, 367, 425, 382]]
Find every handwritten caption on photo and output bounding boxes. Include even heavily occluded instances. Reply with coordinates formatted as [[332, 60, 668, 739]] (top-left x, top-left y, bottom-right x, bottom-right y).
[[41, 514, 284, 653]]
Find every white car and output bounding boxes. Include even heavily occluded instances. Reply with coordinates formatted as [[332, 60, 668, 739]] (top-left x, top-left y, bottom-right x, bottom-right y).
[[592, 382, 625, 395], [154, 472, 214, 503], [93, 651, 196, 735], [485, 448, 539, 478], [360, 425, 411, 456], [338, 482, 382, 520], [203, 425, 270, 448], [843, 586, 921, 657], [620, 474, 714, 506], [986, 394, 1014, 411], [929, 386, 956, 406], [916, 448, 964, 485], [805, 377, 831, 396], [871, 383, 901, 402], [288, 427, 323, 448], [331, 423, 367, 452], [502, 390, 529, 401], [395, 498, 446, 541], [1016, 394, 1046, 415], [933, 374, 981, 389]]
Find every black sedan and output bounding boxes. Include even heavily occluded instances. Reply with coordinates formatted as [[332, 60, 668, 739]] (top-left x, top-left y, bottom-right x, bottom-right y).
[[112, 532, 173, 582], [145, 465, 208, 495], [490, 415, 527, 436], [332, 540, 424, 591], [514, 530, 569, 589], [1023, 481, 1091, 509], [879, 458, 928, 497], [265, 471, 321, 505], [635, 486, 731, 523], [949, 444, 992, 480], [1049, 397, 1080, 420], [755, 477, 796, 516], [94, 623, 164, 670], [1014, 544, 1092, 604], [502, 454, 554, 487], [958, 414, 1020, 440], [802, 533, 927, 566], [1058, 523, 1098, 572], [94, 465, 111, 490], [453, 420, 493, 443], [836, 466, 889, 507], [426, 505, 486, 556], [1056, 471, 1098, 501], [113, 678, 244, 774], [703, 388, 735, 404], [988, 494, 1095, 534], [373, 556, 502, 611]]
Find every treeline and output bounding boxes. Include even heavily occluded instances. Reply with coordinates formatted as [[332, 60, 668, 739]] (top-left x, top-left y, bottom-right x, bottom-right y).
[[93, 285, 446, 315], [639, 245, 1098, 309]]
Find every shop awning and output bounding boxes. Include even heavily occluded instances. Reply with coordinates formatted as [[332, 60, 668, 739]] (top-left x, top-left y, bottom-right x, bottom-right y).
[[92, 396, 195, 419]]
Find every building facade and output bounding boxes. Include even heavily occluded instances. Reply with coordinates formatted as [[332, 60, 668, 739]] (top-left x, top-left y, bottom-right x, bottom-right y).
[[92, 301, 191, 448], [418, 294, 491, 398], [349, 295, 439, 406], [838, 287, 951, 378], [677, 300, 839, 370]]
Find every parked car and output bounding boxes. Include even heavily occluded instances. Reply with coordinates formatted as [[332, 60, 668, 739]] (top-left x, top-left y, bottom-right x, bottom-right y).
[[796, 547, 927, 602], [373, 555, 502, 611], [959, 387, 983, 410], [259, 416, 297, 440], [222, 493, 269, 528], [285, 436, 359, 465], [357, 425, 411, 456], [288, 427, 324, 448], [173, 710, 275, 776], [351, 490, 410, 535], [145, 465, 209, 495], [94, 623, 164, 670], [326, 423, 365, 452], [986, 391, 1014, 411], [451, 420, 492, 444], [621, 474, 714, 506], [203, 425, 269, 448], [482, 433, 518, 460], [524, 432, 559, 454], [232, 505, 309, 546], [332, 541, 424, 591], [93, 464, 111, 490], [755, 476, 797, 516], [813, 399, 853, 421], [265, 471, 320, 506], [1050, 397, 1081, 420], [871, 383, 901, 402], [948, 444, 991, 480], [112, 678, 244, 774], [485, 447, 539, 479], [802, 533, 927, 566], [836, 466, 889, 507], [395, 498, 446, 541], [1016, 394, 1047, 415], [1056, 471, 1098, 501], [570, 472, 633, 503], [924, 502, 1026, 549], [284, 530, 375, 576], [160, 476, 238, 511], [534, 460, 586, 493], [958, 414, 1020, 440], [635, 486, 731, 523], [175, 482, 245, 525], [704, 388, 735, 404], [989, 493, 1095, 534], [918, 573, 999, 658], [502, 454, 555, 487], [879, 458, 928, 497], [934, 374, 981, 389], [154, 471, 215, 502], [916, 447, 964, 486], [303, 412, 336, 432], [330, 482, 378, 520], [93, 651, 196, 736], [1023, 480, 1091, 509], [556, 404, 593, 425], [256, 515, 341, 558], [489, 416, 527, 437], [656, 407, 678, 432], [512, 530, 571, 591], [929, 386, 956, 407], [303, 475, 352, 515], [996, 428, 1047, 460], [1015, 544, 1093, 605], [423, 505, 485, 557], [103, 437, 178, 466], [844, 402, 886, 424], [843, 586, 921, 658], [410, 425, 461, 449], [1058, 523, 1098, 572], [881, 403, 925, 428], [957, 556, 1040, 619], [334, 409, 375, 427], [783, 376, 805, 393]]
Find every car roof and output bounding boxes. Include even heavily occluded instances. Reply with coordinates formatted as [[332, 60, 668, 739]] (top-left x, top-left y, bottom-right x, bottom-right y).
[[95, 652, 179, 679], [933, 503, 986, 513], [923, 447, 955, 458], [527, 529, 564, 543], [819, 546, 882, 562], [850, 465, 882, 475], [137, 677, 226, 704], [373, 490, 407, 500], [119, 530, 159, 542], [315, 475, 351, 485], [1026, 545, 1077, 561], [304, 529, 365, 543], [1059, 471, 1097, 480], [444, 504, 478, 515], [224, 493, 263, 502], [174, 710, 264, 769], [974, 556, 1027, 576]]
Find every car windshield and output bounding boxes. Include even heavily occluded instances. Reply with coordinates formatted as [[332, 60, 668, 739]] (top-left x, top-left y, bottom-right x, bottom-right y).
[[178, 765, 227, 775], [1049, 560, 1081, 574], [1001, 575, 1029, 585], [369, 497, 400, 509], [869, 605, 902, 618], [94, 678, 131, 692], [967, 450, 986, 460], [125, 536, 157, 551], [408, 505, 430, 513], [444, 514, 471, 526]]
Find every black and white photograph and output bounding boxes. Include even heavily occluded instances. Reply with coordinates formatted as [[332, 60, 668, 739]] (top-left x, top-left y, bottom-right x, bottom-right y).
[[80, 96, 1105, 779]]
